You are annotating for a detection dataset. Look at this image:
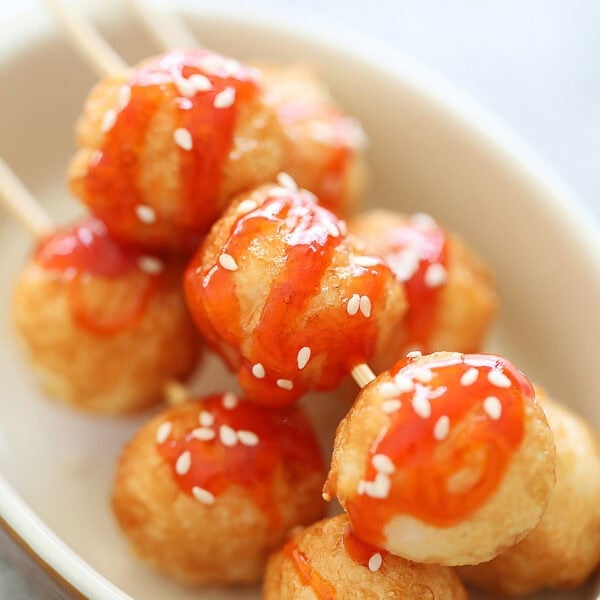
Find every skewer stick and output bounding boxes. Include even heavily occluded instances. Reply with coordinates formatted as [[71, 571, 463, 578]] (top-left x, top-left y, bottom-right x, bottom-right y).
[[43, 0, 128, 77], [0, 159, 53, 239], [351, 364, 377, 388], [126, 0, 202, 51]]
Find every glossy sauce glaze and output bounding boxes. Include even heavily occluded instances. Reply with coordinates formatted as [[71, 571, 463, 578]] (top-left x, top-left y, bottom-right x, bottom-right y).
[[346, 353, 531, 542], [157, 393, 324, 524], [360, 214, 448, 352], [278, 101, 358, 211], [35, 217, 161, 335], [184, 186, 396, 406], [282, 539, 337, 600], [342, 526, 388, 570], [84, 49, 258, 251]]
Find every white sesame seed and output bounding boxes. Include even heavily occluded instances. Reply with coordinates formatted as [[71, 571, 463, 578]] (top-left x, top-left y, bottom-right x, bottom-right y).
[[276, 379, 294, 390], [393, 374, 415, 393], [359, 295, 372, 318], [237, 430, 259, 446], [368, 553, 383, 572], [372, 453, 395, 474], [175, 451, 192, 475], [191, 427, 215, 441], [382, 399, 402, 413], [222, 392, 238, 409], [488, 369, 511, 388], [424, 263, 448, 288], [355, 256, 380, 268], [213, 86, 236, 108], [252, 363, 265, 379], [276, 172, 298, 190], [173, 127, 193, 151], [192, 486, 215, 505], [412, 388, 432, 418], [117, 85, 131, 110], [175, 74, 212, 97], [324, 219, 340, 238], [199, 411, 214, 427], [407, 351, 422, 359], [429, 386, 447, 400], [364, 473, 391, 499], [155, 421, 171, 444], [219, 253, 238, 271], [380, 382, 400, 398], [387, 247, 421, 282], [433, 415, 450, 440], [337, 220, 348, 236], [219, 424, 238, 446], [189, 74, 212, 91], [413, 367, 434, 384], [101, 110, 117, 133], [135, 204, 156, 224], [236, 199, 258, 214], [460, 367, 479, 387], [138, 255, 164, 275], [357, 480, 367, 495], [347, 293, 360, 316], [483, 396, 503, 420], [411, 212, 437, 230], [297, 346, 311, 370]]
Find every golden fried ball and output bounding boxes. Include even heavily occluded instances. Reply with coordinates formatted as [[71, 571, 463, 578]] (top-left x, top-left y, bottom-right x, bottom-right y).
[[263, 515, 468, 599], [69, 49, 286, 252], [458, 391, 600, 595], [258, 63, 367, 216], [325, 351, 556, 566], [350, 210, 498, 368], [184, 183, 407, 406], [112, 394, 326, 586], [11, 217, 199, 414]]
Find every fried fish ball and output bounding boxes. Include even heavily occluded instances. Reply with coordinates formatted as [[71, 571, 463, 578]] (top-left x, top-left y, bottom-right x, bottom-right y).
[[325, 351, 556, 566], [458, 392, 600, 595], [350, 210, 497, 368], [263, 515, 468, 600], [11, 217, 199, 413], [258, 63, 368, 216], [69, 49, 286, 252], [112, 393, 326, 586], [184, 183, 407, 406]]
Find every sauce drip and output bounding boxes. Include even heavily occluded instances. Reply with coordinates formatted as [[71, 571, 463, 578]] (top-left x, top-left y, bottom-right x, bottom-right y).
[[84, 49, 258, 251], [282, 540, 337, 600], [185, 187, 393, 406], [376, 216, 447, 351], [157, 394, 324, 525], [342, 526, 388, 569], [35, 217, 160, 335], [346, 353, 530, 542]]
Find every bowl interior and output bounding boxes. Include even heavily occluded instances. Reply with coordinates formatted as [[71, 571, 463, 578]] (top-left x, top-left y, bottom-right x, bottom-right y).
[[0, 7, 598, 600]]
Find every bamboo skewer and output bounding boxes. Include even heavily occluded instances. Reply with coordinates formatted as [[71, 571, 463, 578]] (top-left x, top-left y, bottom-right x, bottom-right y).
[[126, 0, 201, 51], [0, 159, 53, 238], [43, 0, 127, 77]]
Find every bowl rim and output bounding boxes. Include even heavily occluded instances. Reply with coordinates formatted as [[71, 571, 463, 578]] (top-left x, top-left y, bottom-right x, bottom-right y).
[[1, 4, 599, 598]]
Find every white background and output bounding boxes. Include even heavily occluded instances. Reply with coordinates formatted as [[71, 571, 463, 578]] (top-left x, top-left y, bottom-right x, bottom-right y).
[[0, 0, 599, 597]]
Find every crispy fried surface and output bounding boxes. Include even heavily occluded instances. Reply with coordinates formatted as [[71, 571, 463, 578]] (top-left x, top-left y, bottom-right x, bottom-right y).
[[185, 184, 407, 405], [257, 63, 367, 216], [11, 261, 199, 414], [112, 400, 326, 586], [326, 352, 556, 566], [350, 210, 497, 368], [263, 515, 468, 599], [458, 393, 600, 595], [69, 63, 286, 251]]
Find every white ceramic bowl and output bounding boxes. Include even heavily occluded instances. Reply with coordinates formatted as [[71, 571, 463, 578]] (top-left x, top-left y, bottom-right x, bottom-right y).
[[1, 4, 598, 600]]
